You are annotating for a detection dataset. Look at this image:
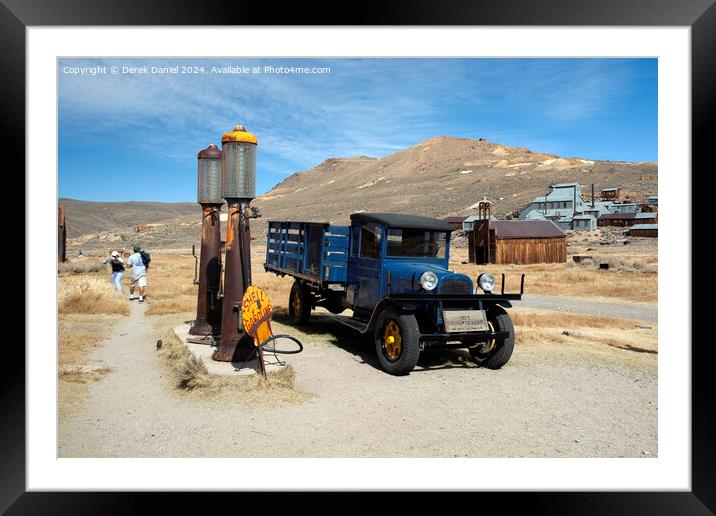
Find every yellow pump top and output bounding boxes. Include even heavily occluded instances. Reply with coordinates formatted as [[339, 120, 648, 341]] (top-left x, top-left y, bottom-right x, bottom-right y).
[[221, 124, 258, 144]]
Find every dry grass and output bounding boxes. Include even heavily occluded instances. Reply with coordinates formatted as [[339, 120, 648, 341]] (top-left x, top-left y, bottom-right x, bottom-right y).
[[450, 250, 657, 303], [143, 255, 198, 316], [58, 314, 120, 417], [58, 257, 104, 274], [510, 309, 651, 331], [158, 330, 312, 405], [511, 309, 657, 371], [59, 275, 129, 315]]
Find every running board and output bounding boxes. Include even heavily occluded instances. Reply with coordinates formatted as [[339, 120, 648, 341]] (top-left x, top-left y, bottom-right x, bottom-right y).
[[332, 315, 369, 334]]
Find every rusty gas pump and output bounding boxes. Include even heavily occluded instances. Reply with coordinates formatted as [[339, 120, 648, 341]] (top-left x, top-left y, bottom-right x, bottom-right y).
[[212, 125, 260, 362], [189, 144, 224, 337]]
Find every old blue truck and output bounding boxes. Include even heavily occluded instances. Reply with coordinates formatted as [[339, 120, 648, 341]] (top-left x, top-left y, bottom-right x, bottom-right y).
[[264, 212, 523, 375]]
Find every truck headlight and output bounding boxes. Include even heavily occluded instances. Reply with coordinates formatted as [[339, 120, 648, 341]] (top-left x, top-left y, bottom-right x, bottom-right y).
[[420, 271, 438, 291], [477, 272, 496, 292]]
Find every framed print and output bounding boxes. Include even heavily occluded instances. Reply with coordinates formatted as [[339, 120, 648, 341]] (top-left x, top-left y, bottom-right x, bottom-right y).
[[4, 0, 711, 512]]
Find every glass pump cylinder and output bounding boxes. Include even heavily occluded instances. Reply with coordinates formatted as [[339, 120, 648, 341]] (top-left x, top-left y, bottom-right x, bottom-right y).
[[221, 125, 257, 203], [197, 144, 223, 204]]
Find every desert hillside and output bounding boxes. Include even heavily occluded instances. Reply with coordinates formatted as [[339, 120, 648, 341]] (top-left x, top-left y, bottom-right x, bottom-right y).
[[60, 198, 198, 238], [64, 136, 657, 254]]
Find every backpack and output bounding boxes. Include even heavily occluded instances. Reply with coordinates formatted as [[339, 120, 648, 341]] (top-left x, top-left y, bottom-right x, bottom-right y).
[[139, 250, 151, 269]]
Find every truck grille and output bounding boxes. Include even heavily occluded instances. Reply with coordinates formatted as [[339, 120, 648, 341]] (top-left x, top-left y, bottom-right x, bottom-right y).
[[438, 277, 472, 295]]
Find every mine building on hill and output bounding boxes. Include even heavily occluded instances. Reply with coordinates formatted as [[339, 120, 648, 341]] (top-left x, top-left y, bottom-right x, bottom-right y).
[[519, 182, 585, 230], [520, 182, 657, 231], [468, 219, 566, 265], [519, 182, 603, 231]]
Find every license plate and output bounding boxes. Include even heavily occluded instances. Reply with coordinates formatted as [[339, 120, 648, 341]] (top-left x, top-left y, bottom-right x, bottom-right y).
[[443, 310, 489, 333]]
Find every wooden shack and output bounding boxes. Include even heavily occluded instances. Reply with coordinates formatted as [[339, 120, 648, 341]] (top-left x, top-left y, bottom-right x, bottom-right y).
[[469, 219, 566, 264]]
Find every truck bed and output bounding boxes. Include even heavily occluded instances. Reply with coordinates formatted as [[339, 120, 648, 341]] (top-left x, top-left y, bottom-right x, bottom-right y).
[[264, 221, 350, 288]]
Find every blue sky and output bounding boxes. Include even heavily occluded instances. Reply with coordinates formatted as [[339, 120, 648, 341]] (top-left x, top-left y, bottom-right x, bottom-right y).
[[58, 58, 657, 202]]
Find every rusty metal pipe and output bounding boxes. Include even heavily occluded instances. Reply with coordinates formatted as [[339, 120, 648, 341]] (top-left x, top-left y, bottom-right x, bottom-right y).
[[189, 204, 223, 336]]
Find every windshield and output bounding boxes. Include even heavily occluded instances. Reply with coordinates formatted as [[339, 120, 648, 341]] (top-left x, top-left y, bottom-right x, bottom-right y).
[[386, 229, 448, 258]]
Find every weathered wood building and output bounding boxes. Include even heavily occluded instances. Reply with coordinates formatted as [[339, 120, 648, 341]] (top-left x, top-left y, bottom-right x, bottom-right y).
[[468, 219, 566, 265]]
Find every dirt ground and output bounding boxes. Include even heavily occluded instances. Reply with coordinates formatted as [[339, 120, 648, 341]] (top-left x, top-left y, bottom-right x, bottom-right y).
[[59, 302, 656, 458]]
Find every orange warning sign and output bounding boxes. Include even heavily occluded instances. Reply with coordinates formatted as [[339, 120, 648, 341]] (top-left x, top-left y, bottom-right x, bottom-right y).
[[242, 285, 273, 346]]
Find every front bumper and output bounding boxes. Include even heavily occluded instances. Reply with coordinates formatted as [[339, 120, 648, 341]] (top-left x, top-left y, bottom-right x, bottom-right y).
[[419, 330, 510, 349]]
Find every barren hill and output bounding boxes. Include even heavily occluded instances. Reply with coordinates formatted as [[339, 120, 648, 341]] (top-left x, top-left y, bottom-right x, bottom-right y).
[[60, 198, 198, 238], [254, 136, 656, 225], [64, 136, 657, 254]]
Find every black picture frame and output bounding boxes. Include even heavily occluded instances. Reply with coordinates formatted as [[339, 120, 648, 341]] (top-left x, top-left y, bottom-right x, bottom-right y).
[[4, 0, 708, 513]]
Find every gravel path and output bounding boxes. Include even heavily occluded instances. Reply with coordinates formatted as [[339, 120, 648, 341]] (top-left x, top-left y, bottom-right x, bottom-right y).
[[59, 302, 657, 458], [519, 294, 657, 325]]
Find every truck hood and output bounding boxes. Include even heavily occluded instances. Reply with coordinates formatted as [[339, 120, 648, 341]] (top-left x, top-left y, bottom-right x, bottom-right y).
[[383, 261, 474, 294]]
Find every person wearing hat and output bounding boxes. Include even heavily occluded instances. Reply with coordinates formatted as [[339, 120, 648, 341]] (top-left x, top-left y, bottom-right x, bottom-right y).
[[126, 245, 149, 302], [103, 250, 125, 292]]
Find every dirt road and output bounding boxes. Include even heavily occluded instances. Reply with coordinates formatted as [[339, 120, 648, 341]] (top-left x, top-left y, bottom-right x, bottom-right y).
[[59, 300, 657, 458], [520, 294, 658, 325]]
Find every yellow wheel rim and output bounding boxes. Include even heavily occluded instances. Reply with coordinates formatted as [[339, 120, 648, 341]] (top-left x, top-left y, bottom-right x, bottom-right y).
[[291, 290, 301, 315], [383, 320, 402, 361]]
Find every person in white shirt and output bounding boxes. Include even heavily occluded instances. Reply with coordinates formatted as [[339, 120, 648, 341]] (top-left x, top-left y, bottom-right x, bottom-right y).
[[126, 245, 148, 302], [103, 250, 125, 291]]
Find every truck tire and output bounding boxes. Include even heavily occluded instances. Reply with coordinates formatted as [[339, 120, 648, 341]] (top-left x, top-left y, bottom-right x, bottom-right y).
[[374, 307, 421, 375], [288, 281, 311, 325], [469, 306, 515, 369]]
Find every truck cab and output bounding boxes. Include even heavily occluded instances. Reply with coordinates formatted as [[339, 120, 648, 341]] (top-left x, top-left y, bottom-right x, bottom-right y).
[[348, 213, 465, 312], [264, 213, 523, 375]]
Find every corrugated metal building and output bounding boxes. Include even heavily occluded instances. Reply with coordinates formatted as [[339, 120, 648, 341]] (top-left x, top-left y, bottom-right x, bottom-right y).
[[469, 219, 566, 264], [629, 224, 658, 237], [572, 214, 597, 230]]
